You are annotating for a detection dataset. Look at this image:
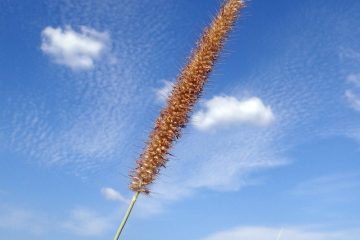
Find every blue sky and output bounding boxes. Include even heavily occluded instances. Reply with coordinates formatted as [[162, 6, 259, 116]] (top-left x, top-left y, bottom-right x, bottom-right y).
[[1, 0, 360, 239]]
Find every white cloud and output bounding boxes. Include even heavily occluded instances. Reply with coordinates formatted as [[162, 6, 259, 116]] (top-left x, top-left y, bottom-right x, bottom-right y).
[[5, 1, 184, 172], [345, 73, 360, 112], [192, 96, 275, 131], [276, 228, 284, 240], [155, 80, 174, 102], [134, 197, 165, 217], [101, 187, 128, 203], [0, 206, 49, 235], [137, 122, 288, 216], [339, 47, 360, 62], [130, 92, 287, 217], [0, 204, 117, 237], [345, 90, 360, 111], [293, 173, 360, 198], [202, 226, 360, 240], [347, 74, 360, 87], [62, 208, 112, 236], [41, 26, 109, 70]]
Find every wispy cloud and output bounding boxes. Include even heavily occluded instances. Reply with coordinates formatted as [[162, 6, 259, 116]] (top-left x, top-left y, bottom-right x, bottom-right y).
[[339, 47, 360, 62], [276, 228, 284, 240], [202, 225, 360, 240], [101, 187, 128, 203], [138, 90, 287, 214], [0, 205, 50, 235], [329, 47, 360, 144], [345, 73, 360, 112], [41, 26, 109, 70], [293, 172, 360, 200], [4, 0, 184, 174], [155, 80, 174, 102], [61, 208, 113, 236], [0, 202, 121, 238], [345, 90, 360, 111], [347, 74, 360, 87], [7, 101, 129, 172], [192, 96, 275, 131]]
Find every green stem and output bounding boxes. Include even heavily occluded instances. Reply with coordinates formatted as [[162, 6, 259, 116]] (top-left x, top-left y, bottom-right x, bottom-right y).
[[113, 191, 140, 240]]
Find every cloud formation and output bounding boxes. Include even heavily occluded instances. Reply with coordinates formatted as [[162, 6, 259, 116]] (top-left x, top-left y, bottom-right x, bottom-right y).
[[345, 90, 360, 111], [155, 80, 174, 102], [41, 26, 109, 70], [347, 74, 360, 87], [192, 96, 275, 131], [62, 208, 112, 236], [0, 206, 49, 235], [101, 187, 128, 203], [345, 74, 360, 112], [202, 226, 360, 240], [0, 203, 118, 237], [139, 108, 288, 215], [293, 172, 360, 199]]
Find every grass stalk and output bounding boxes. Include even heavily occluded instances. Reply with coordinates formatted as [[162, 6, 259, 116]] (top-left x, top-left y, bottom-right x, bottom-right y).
[[113, 191, 140, 240], [113, 0, 244, 238]]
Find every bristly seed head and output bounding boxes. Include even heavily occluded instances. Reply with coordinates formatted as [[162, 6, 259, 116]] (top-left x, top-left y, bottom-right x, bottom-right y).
[[130, 0, 245, 193]]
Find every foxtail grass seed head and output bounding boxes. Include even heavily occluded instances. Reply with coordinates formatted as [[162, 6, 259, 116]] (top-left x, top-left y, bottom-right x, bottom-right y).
[[130, 0, 245, 193]]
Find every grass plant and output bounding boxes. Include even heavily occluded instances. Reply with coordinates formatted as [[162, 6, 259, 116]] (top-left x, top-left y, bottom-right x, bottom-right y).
[[114, 1, 245, 239]]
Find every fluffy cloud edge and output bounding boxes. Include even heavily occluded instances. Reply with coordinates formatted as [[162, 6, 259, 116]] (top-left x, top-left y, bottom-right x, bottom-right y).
[[347, 73, 360, 87], [41, 25, 109, 70], [61, 208, 113, 236], [101, 187, 128, 203], [202, 225, 360, 240], [192, 96, 275, 131], [155, 80, 174, 102], [345, 90, 360, 112]]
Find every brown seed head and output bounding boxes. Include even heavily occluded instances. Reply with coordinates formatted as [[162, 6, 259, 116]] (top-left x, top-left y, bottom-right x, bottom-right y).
[[130, 0, 245, 193]]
